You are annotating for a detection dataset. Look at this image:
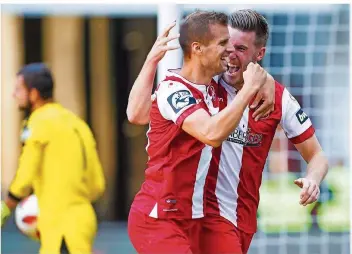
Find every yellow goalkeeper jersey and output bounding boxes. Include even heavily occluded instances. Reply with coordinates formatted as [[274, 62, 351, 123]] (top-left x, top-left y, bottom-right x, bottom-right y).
[[9, 103, 105, 239]]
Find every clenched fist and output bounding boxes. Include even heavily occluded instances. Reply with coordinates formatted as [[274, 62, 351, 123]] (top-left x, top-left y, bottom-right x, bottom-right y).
[[243, 62, 267, 93]]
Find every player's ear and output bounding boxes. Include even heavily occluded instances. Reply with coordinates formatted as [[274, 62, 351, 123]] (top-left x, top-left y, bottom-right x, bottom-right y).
[[191, 42, 203, 56], [256, 46, 266, 62], [29, 88, 40, 102]]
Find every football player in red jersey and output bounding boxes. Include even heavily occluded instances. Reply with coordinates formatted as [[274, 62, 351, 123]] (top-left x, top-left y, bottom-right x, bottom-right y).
[[127, 10, 269, 254], [127, 9, 328, 254]]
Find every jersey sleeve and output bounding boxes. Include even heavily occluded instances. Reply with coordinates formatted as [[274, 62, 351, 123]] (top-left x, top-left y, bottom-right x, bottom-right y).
[[156, 81, 205, 126], [9, 119, 49, 199], [280, 88, 315, 144]]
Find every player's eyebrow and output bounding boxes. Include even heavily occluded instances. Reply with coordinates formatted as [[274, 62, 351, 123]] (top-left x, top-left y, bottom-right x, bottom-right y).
[[219, 38, 229, 45], [235, 44, 248, 49]]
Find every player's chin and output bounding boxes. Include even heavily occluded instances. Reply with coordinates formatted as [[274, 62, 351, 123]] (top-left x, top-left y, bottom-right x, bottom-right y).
[[213, 63, 227, 76], [223, 72, 236, 81], [18, 105, 28, 111], [218, 61, 228, 73], [19, 105, 31, 111]]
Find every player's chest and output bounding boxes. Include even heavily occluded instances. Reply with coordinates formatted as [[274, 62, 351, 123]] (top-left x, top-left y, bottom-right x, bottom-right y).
[[195, 85, 226, 116]]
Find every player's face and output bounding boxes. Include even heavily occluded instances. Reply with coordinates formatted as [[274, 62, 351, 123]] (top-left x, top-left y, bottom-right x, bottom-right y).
[[201, 24, 231, 75], [223, 26, 266, 87], [13, 75, 31, 111]]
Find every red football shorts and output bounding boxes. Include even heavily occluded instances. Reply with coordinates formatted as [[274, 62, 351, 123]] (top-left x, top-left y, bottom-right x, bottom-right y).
[[128, 207, 201, 254], [200, 214, 254, 254]]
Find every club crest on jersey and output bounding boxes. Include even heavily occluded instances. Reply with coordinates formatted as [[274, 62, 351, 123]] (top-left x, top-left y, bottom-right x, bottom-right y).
[[295, 109, 308, 124], [20, 127, 31, 142], [227, 128, 263, 147], [207, 85, 221, 108], [167, 90, 196, 113]]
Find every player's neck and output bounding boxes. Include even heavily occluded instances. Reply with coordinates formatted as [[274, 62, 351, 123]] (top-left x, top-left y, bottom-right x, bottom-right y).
[[179, 61, 213, 86], [231, 82, 243, 91], [222, 74, 244, 91], [30, 99, 53, 112]]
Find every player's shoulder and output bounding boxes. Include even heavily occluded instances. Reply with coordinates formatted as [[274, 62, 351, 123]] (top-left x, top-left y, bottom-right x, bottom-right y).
[[273, 80, 288, 102], [27, 104, 56, 126], [158, 79, 187, 91], [30, 103, 64, 120], [274, 80, 286, 93], [156, 72, 193, 100], [274, 81, 299, 103], [66, 110, 96, 142], [158, 71, 189, 91]]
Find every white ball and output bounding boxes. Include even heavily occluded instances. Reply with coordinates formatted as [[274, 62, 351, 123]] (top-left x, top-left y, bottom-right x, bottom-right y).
[[15, 194, 40, 241]]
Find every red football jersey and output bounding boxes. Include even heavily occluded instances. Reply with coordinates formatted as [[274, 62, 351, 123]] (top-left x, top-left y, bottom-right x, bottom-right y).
[[205, 78, 315, 233], [131, 70, 222, 219]]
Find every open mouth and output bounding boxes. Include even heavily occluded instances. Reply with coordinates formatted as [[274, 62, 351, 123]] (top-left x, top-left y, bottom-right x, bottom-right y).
[[227, 63, 240, 75]]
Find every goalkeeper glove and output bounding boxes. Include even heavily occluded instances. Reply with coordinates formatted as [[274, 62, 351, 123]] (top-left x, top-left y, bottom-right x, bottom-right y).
[[1, 201, 11, 227]]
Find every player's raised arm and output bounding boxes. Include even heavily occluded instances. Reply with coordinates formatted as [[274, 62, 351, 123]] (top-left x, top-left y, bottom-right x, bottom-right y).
[[127, 22, 180, 125]]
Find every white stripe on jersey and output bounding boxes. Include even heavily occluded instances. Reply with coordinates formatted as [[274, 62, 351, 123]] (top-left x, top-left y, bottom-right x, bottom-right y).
[[192, 145, 213, 218], [145, 123, 152, 161], [216, 105, 250, 226], [149, 203, 158, 218]]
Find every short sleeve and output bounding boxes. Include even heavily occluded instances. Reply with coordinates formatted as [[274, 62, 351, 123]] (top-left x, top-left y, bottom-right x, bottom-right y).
[[280, 88, 315, 144], [156, 81, 203, 126]]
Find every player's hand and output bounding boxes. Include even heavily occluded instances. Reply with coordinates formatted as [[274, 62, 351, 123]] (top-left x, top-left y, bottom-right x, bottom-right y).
[[1, 201, 11, 227], [294, 178, 320, 206], [243, 62, 267, 94], [146, 21, 180, 64], [250, 73, 275, 121]]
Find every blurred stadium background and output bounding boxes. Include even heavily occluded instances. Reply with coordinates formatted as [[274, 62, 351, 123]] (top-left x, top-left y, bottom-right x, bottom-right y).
[[1, 3, 350, 254]]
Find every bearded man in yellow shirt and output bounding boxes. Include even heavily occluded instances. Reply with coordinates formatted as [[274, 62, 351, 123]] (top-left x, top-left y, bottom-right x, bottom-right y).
[[1, 63, 106, 254]]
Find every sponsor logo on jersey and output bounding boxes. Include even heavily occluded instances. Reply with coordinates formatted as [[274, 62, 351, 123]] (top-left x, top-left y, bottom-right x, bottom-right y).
[[295, 109, 308, 124], [163, 208, 178, 212], [167, 90, 196, 114], [227, 128, 263, 147]]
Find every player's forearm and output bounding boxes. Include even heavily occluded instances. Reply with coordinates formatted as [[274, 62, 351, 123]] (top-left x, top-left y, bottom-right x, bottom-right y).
[[9, 177, 33, 200], [126, 58, 157, 125], [203, 87, 255, 146], [90, 170, 106, 202], [5, 195, 20, 211], [305, 150, 329, 185]]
